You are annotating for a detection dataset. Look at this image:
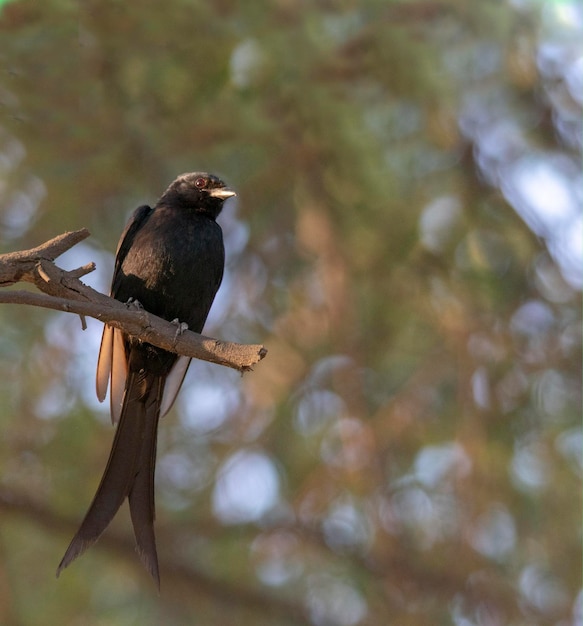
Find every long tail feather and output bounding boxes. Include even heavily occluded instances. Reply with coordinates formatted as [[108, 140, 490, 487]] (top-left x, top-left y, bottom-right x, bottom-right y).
[[128, 377, 163, 588], [57, 371, 162, 581]]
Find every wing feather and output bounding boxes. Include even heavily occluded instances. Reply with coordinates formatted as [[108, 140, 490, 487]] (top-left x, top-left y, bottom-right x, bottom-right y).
[[97, 205, 153, 421], [110, 329, 128, 424], [112, 205, 153, 284], [159, 356, 191, 418], [96, 325, 113, 402]]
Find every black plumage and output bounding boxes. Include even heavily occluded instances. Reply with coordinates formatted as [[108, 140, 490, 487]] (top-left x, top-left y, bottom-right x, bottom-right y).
[[57, 172, 235, 587]]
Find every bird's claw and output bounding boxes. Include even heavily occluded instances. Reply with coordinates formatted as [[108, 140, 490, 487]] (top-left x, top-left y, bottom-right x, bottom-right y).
[[126, 297, 144, 311], [170, 318, 189, 340]]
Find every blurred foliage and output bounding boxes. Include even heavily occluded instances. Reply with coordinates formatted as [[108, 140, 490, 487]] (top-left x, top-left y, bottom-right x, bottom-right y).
[[0, 1, 581, 625]]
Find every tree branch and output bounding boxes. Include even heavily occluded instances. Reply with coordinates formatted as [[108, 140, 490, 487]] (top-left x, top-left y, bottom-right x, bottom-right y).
[[0, 230, 267, 372]]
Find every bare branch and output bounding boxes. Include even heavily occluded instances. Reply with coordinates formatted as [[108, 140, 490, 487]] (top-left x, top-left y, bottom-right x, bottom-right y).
[[0, 229, 91, 285], [0, 230, 267, 372]]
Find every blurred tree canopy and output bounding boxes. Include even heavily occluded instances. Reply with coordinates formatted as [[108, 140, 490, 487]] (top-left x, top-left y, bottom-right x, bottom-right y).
[[0, 1, 581, 625]]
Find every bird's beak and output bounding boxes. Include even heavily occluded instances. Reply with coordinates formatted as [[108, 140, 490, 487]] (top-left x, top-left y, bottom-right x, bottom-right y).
[[208, 187, 237, 200]]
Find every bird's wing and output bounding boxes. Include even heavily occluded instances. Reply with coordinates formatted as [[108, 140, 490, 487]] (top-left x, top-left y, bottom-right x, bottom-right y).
[[96, 324, 113, 403], [112, 205, 154, 282], [159, 355, 191, 418], [96, 205, 153, 419]]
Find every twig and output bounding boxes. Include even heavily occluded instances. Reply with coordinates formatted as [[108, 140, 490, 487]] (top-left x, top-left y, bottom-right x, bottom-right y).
[[0, 230, 267, 372]]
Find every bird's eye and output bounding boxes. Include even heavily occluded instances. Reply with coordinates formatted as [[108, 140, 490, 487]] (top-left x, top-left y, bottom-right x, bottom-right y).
[[194, 177, 207, 189]]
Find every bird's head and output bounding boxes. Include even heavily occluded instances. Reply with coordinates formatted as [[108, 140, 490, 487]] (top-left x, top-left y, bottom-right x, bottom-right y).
[[160, 172, 236, 218]]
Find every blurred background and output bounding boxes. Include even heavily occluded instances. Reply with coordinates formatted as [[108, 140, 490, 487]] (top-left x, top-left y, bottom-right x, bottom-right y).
[[0, 1, 581, 625]]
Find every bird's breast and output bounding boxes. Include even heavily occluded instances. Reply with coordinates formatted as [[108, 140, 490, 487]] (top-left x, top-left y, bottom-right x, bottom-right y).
[[116, 209, 224, 331]]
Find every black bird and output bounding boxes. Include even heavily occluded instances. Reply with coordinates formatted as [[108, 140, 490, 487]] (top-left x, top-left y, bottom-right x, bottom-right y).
[[57, 172, 235, 587]]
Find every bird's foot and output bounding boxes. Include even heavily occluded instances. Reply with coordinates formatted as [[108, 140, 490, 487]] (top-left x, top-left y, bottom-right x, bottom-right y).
[[170, 318, 189, 340], [125, 297, 144, 311]]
